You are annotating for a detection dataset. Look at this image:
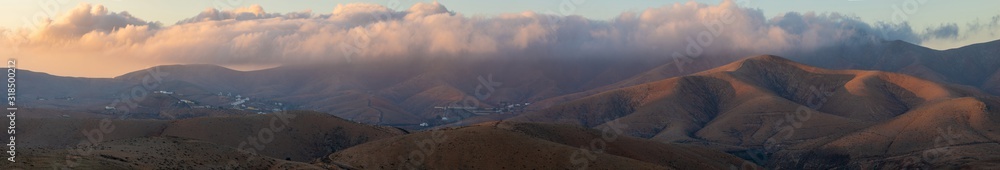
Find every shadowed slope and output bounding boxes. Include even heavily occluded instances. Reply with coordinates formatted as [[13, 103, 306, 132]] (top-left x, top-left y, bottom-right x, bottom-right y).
[[318, 121, 754, 170], [511, 55, 1000, 169], [5, 137, 332, 170], [6, 111, 406, 165]]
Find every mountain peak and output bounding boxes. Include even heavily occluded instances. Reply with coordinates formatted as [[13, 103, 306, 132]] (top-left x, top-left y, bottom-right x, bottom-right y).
[[738, 55, 805, 70], [698, 55, 811, 75], [114, 64, 240, 80], [743, 55, 793, 63], [150, 64, 236, 72]]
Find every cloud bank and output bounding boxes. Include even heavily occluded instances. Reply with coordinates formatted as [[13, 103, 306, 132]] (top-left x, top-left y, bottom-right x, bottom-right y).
[[27, 3, 161, 41], [1, 0, 992, 76]]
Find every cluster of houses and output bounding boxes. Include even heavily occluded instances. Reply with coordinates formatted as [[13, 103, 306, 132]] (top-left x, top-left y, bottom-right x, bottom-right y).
[[423, 101, 531, 127], [103, 90, 287, 115], [432, 101, 531, 115], [36, 96, 74, 101], [218, 93, 286, 114], [230, 95, 249, 107]]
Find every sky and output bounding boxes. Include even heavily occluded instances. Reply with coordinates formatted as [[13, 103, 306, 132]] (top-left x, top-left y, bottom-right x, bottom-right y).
[[1, 0, 998, 77], [3, 0, 997, 33]]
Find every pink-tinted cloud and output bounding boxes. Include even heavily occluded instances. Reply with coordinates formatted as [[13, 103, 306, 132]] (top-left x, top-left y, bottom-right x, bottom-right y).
[[3, 1, 939, 76], [28, 3, 160, 42]]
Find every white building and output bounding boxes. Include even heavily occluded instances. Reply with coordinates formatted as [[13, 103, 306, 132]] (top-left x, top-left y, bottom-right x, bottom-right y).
[[231, 100, 246, 106]]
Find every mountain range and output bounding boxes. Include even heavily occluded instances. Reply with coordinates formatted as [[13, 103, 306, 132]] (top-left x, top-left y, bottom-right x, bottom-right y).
[[20, 39, 1000, 129], [9, 39, 1000, 169]]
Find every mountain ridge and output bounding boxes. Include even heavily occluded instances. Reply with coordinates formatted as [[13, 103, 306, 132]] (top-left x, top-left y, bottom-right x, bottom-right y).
[[18, 39, 1000, 130], [509, 55, 1000, 169]]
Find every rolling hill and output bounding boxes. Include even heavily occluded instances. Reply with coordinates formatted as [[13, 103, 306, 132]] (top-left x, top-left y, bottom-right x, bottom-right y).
[[317, 121, 756, 169], [511, 55, 1000, 169], [6, 137, 332, 170], [2, 110, 405, 169], [17, 39, 1000, 131]]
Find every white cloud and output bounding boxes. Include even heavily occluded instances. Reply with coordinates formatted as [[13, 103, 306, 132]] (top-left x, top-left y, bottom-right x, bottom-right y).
[[176, 4, 313, 25], [26, 3, 160, 42], [2, 0, 980, 73], [922, 23, 959, 40]]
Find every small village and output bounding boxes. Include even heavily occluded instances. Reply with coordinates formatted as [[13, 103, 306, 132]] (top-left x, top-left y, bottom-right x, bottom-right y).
[[102, 90, 288, 115], [423, 101, 531, 127]]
